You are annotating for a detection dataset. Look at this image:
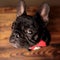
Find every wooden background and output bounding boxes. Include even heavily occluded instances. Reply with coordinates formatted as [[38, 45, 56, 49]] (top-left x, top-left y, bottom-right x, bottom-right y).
[[0, 6, 60, 59], [0, 0, 60, 7]]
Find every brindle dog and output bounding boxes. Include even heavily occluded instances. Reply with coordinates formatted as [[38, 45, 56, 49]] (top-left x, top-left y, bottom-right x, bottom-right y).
[[9, 0, 51, 50]]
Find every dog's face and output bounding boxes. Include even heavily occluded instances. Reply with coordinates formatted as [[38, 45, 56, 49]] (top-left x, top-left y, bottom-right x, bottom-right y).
[[10, 16, 39, 48], [9, 0, 50, 49]]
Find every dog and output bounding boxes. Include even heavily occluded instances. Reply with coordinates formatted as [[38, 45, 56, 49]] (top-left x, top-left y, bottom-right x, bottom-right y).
[[9, 0, 51, 50]]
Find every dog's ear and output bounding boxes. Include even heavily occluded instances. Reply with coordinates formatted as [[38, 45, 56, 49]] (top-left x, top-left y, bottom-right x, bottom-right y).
[[17, 0, 26, 17], [40, 3, 50, 24]]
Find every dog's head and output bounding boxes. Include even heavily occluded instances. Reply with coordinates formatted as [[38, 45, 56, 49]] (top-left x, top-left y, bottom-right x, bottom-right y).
[[9, 0, 50, 49]]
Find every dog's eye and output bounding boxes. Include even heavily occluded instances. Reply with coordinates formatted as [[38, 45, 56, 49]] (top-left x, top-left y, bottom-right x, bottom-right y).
[[27, 29, 33, 34], [16, 34, 20, 38]]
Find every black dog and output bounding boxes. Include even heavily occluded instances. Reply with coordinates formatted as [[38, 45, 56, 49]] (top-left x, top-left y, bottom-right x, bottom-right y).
[[9, 0, 51, 50]]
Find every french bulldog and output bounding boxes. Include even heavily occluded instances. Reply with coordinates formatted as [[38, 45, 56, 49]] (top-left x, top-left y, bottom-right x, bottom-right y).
[[9, 0, 51, 50]]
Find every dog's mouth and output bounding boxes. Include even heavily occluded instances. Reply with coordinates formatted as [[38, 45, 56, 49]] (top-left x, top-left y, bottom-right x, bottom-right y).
[[9, 39, 21, 48], [11, 43, 18, 48], [10, 42, 21, 48]]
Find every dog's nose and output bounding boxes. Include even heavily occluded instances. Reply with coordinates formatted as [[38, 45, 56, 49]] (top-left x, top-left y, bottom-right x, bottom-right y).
[[9, 37, 15, 43], [9, 32, 20, 43]]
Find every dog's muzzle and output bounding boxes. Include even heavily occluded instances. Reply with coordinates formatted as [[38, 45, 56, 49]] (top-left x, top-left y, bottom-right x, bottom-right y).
[[9, 30, 21, 48]]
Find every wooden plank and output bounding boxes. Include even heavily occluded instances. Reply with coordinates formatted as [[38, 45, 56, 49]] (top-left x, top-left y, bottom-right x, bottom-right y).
[[0, 45, 60, 60]]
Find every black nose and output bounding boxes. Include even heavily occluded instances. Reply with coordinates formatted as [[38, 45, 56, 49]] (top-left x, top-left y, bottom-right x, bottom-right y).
[[9, 37, 15, 43], [9, 32, 19, 43]]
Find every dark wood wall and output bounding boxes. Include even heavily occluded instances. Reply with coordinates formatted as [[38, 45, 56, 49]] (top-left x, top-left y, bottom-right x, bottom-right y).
[[0, 0, 60, 7]]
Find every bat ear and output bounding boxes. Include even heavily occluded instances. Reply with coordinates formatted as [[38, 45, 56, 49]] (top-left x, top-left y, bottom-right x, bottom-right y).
[[17, 0, 26, 17], [40, 3, 50, 24]]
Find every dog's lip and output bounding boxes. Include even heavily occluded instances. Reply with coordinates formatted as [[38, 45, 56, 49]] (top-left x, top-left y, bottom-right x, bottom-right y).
[[10, 43, 20, 48]]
